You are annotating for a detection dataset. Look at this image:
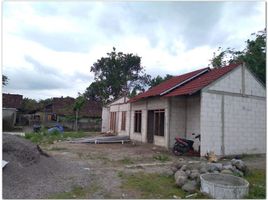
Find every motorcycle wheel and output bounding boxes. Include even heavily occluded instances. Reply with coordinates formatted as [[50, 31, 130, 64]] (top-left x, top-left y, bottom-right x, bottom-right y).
[[172, 145, 189, 156]]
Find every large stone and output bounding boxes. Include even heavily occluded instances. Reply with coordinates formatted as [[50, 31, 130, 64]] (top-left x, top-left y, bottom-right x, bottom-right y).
[[231, 159, 248, 173], [185, 169, 191, 176], [206, 163, 223, 172], [199, 167, 207, 174], [189, 169, 200, 180], [233, 168, 244, 177], [222, 164, 235, 172], [181, 180, 197, 193], [174, 170, 187, 187], [221, 169, 233, 175], [180, 165, 188, 171]]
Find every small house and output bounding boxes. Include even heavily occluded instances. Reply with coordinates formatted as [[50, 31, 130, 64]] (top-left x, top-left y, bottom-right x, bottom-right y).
[[102, 63, 266, 156]]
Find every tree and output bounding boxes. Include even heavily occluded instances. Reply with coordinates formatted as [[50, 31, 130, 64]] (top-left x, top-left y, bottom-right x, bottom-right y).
[[87, 47, 151, 104], [73, 95, 85, 132], [2, 75, 8, 86], [21, 98, 39, 113], [210, 29, 266, 84], [149, 74, 173, 88]]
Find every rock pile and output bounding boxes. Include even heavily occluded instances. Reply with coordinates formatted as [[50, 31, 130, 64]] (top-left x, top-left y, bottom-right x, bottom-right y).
[[172, 158, 248, 193]]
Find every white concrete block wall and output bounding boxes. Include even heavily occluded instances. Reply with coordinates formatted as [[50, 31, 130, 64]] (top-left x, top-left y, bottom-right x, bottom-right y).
[[224, 96, 266, 155], [200, 92, 223, 155], [169, 96, 186, 148], [186, 95, 201, 151], [101, 107, 110, 132], [244, 68, 266, 97], [209, 66, 242, 93]]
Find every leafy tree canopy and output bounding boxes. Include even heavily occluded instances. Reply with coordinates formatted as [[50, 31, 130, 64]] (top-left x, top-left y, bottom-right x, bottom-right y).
[[210, 29, 266, 84], [2, 75, 8, 86], [84, 47, 151, 104], [149, 74, 173, 88]]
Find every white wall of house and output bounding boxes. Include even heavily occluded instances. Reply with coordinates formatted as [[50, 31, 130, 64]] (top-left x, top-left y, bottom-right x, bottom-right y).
[[101, 107, 110, 132], [130, 97, 169, 147], [169, 96, 186, 148], [200, 65, 266, 156]]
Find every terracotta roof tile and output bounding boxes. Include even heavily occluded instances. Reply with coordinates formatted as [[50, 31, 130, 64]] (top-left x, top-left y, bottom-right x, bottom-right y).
[[164, 63, 241, 97], [129, 67, 209, 102]]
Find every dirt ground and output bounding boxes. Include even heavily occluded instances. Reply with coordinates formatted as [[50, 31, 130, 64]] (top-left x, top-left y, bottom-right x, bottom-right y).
[[38, 140, 266, 199], [3, 133, 266, 199]]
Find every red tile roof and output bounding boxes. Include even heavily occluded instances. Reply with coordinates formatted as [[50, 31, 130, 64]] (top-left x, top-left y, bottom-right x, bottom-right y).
[[164, 63, 241, 97], [129, 67, 209, 102], [129, 63, 242, 102]]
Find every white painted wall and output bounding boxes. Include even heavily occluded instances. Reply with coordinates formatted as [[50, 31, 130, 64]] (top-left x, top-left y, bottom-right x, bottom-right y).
[[169, 96, 186, 148], [209, 66, 242, 93], [186, 95, 201, 151], [244, 68, 265, 97], [200, 65, 266, 156], [101, 107, 110, 132]]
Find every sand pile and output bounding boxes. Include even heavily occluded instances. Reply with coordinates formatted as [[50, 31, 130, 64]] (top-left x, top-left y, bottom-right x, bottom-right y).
[[3, 134, 92, 199]]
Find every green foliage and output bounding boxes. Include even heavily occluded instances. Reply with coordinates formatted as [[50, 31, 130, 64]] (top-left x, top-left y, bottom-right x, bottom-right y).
[[21, 98, 39, 113], [49, 185, 100, 199], [73, 96, 85, 111], [84, 47, 151, 104], [153, 154, 170, 162], [245, 169, 266, 199], [210, 29, 266, 84], [2, 75, 8, 86], [119, 157, 135, 165], [24, 131, 88, 145], [149, 74, 173, 88]]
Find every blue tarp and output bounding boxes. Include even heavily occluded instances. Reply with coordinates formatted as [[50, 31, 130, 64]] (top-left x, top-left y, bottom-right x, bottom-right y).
[[48, 124, 64, 133]]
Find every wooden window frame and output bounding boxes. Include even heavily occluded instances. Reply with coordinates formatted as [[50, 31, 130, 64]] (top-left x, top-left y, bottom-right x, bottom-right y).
[[134, 110, 142, 133], [121, 111, 126, 131], [154, 109, 165, 137], [110, 112, 116, 132]]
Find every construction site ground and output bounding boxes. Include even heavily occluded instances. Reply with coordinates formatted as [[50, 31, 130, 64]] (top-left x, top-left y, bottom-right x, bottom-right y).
[[3, 133, 266, 199]]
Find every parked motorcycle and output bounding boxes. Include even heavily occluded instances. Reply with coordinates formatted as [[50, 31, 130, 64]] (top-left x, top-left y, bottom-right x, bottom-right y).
[[172, 133, 200, 156]]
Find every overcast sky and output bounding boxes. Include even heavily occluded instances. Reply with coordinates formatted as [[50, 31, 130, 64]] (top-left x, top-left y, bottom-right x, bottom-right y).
[[2, 1, 265, 100]]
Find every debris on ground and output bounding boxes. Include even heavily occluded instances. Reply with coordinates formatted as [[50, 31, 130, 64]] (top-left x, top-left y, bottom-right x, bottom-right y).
[[48, 124, 64, 133], [205, 151, 218, 162], [70, 135, 130, 144], [172, 158, 249, 193]]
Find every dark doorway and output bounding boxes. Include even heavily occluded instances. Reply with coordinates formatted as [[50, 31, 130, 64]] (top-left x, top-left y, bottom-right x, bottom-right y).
[[147, 109, 165, 143]]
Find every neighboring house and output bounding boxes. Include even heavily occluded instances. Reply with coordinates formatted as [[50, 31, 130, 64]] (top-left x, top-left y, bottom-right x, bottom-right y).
[[102, 96, 130, 135], [102, 63, 266, 156], [44, 97, 102, 131], [2, 93, 23, 129]]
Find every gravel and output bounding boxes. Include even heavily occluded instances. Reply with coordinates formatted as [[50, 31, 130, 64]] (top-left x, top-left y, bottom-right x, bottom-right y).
[[3, 134, 93, 199]]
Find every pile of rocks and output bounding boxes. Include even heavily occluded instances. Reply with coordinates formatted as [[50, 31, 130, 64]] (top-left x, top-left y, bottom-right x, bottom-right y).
[[171, 158, 248, 193]]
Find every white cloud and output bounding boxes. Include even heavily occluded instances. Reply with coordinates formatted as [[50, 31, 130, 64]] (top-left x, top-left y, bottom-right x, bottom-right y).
[[2, 1, 265, 100]]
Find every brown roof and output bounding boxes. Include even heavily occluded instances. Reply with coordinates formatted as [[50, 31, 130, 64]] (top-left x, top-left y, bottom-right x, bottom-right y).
[[129, 63, 242, 102], [50, 97, 101, 117], [3, 93, 23, 109]]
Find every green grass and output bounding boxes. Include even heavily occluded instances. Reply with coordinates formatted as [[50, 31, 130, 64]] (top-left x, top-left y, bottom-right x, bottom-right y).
[[245, 169, 266, 199], [24, 130, 93, 145], [118, 157, 135, 165], [48, 185, 99, 199], [119, 172, 206, 199], [153, 154, 170, 162]]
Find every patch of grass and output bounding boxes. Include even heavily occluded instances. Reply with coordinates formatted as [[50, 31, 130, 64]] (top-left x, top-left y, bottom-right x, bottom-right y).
[[24, 131, 91, 145], [153, 154, 170, 162], [245, 169, 266, 199], [49, 185, 99, 199], [48, 147, 68, 151], [120, 172, 186, 198], [119, 157, 135, 165]]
